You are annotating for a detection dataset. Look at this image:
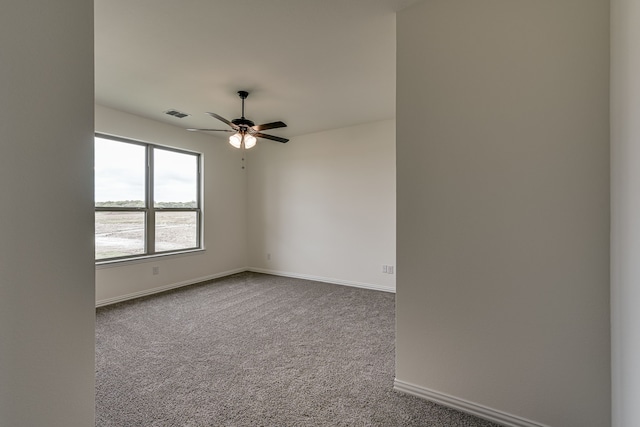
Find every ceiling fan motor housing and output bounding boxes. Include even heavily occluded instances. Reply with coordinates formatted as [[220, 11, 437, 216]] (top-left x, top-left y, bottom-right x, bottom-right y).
[[232, 117, 255, 128]]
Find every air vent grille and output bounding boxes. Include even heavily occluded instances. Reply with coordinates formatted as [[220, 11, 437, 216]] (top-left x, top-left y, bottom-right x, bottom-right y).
[[164, 109, 190, 119]]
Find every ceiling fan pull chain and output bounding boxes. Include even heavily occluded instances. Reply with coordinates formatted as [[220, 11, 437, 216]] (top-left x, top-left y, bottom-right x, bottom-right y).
[[241, 143, 246, 169]]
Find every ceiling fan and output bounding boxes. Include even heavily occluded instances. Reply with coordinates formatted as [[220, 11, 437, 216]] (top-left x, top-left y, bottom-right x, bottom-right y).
[[187, 91, 289, 149]]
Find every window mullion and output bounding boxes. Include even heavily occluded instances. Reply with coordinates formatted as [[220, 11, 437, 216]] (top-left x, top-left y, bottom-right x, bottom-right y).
[[197, 157, 202, 248], [147, 146, 155, 255]]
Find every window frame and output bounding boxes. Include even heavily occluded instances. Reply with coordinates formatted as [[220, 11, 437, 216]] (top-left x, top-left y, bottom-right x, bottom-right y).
[[95, 133, 203, 263]]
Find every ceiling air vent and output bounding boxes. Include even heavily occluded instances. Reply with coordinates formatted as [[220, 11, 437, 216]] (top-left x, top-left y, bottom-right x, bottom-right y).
[[164, 109, 190, 119]]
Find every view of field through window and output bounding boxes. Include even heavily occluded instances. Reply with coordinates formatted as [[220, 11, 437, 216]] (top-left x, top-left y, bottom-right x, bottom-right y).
[[95, 136, 200, 260]]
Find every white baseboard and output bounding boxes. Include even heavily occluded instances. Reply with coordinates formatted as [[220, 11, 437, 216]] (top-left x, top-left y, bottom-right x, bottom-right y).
[[95, 267, 248, 307], [96, 267, 394, 307], [248, 267, 395, 293], [393, 379, 549, 427]]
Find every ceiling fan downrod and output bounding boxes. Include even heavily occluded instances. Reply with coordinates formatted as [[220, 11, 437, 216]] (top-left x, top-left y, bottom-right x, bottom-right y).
[[238, 90, 249, 119], [231, 91, 254, 129]]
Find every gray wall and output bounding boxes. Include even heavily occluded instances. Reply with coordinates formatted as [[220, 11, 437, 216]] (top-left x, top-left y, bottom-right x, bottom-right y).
[[396, 1, 610, 426], [611, 1, 640, 426], [0, 1, 95, 426]]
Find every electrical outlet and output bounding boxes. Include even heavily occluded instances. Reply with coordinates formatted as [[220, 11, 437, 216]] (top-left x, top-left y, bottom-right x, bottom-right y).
[[152, 266, 159, 275], [267, 253, 271, 261], [388, 265, 394, 274], [382, 265, 388, 273]]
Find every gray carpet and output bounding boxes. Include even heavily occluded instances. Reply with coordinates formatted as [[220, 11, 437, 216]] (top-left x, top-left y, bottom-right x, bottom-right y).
[[96, 272, 499, 426]]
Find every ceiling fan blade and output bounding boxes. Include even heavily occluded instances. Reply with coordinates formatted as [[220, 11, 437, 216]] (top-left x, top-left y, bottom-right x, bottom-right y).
[[187, 128, 234, 132], [206, 112, 239, 130], [255, 132, 289, 143], [252, 121, 287, 131]]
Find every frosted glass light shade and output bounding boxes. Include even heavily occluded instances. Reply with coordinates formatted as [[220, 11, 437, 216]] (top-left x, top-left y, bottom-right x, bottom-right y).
[[229, 133, 242, 148], [244, 134, 257, 149]]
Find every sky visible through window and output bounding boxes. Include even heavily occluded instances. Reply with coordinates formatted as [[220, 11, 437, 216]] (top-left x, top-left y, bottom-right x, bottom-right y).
[[95, 137, 144, 203], [95, 136, 197, 204], [154, 148, 198, 205]]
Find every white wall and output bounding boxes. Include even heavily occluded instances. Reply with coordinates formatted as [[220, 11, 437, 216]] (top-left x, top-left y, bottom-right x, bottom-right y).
[[247, 120, 396, 291], [0, 1, 95, 426], [611, 1, 640, 426], [396, 1, 610, 426], [95, 105, 248, 305]]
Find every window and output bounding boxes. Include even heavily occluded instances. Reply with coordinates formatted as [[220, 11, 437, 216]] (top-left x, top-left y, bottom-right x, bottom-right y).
[[95, 134, 202, 261]]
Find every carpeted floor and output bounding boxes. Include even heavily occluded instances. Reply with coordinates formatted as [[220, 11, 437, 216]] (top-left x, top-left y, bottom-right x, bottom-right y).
[[96, 272, 499, 426]]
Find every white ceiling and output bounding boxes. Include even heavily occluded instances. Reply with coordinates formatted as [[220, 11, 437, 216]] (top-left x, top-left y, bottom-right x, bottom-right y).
[[95, 0, 420, 139]]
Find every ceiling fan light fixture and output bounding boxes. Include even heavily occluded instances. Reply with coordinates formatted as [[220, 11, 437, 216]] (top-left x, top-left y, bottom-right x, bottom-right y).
[[229, 133, 242, 149], [244, 134, 257, 149]]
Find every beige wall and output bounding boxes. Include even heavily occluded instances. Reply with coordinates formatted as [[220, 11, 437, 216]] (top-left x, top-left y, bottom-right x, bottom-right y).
[[0, 1, 95, 425], [95, 105, 248, 305], [247, 120, 396, 291], [396, 1, 610, 426], [611, 1, 640, 426]]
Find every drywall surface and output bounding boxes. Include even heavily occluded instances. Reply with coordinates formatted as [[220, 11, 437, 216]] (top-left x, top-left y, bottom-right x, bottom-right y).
[[0, 1, 95, 426], [611, 1, 640, 426], [95, 105, 248, 305], [396, 1, 610, 426], [247, 120, 396, 291]]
